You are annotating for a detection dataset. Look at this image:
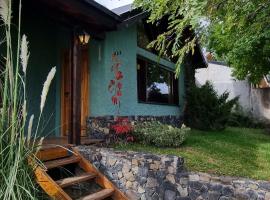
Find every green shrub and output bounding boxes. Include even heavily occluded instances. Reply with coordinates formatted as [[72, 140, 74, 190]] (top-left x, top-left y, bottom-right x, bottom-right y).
[[228, 105, 266, 128], [134, 121, 190, 147], [228, 112, 265, 128], [185, 81, 238, 131]]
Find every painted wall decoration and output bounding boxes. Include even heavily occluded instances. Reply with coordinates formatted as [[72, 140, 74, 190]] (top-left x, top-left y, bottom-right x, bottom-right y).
[[108, 51, 123, 114]]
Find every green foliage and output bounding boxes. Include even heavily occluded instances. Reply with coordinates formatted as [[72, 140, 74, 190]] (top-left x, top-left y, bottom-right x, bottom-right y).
[[228, 106, 266, 129], [207, 1, 270, 83], [185, 81, 238, 130], [134, 0, 270, 83], [228, 112, 266, 129], [134, 121, 190, 147]]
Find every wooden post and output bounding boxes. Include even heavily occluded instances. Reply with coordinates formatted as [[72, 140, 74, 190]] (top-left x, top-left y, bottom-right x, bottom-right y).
[[67, 50, 72, 144], [70, 31, 82, 145], [68, 32, 73, 145]]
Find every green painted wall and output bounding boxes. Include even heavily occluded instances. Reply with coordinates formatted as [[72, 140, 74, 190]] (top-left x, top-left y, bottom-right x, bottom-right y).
[[22, 14, 70, 137], [89, 24, 185, 117]]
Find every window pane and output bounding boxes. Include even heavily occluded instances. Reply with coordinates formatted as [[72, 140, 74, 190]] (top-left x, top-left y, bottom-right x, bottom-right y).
[[147, 63, 170, 103], [137, 56, 179, 105]]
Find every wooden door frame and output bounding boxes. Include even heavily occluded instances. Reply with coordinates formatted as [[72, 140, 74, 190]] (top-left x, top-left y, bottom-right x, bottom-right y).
[[60, 50, 72, 137], [80, 45, 90, 137], [61, 32, 90, 145]]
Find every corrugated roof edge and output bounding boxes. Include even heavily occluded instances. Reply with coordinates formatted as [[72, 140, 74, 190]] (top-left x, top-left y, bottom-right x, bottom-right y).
[[111, 3, 146, 21], [112, 4, 133, 15], [82, 0, 122, 22]]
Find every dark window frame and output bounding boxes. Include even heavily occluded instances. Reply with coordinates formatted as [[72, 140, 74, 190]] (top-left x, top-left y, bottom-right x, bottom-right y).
[[137, 55, 179, 106]]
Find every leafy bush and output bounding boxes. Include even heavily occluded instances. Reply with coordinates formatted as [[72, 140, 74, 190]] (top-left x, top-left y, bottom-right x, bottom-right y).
[[228, 112, 265, 129], [185, 81, 238, 131], [134, 121, 190, 147], [228, 106, 266, 129]]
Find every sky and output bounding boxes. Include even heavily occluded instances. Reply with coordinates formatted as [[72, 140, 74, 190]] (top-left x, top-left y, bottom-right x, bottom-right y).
[[95, 0, 134, 10]]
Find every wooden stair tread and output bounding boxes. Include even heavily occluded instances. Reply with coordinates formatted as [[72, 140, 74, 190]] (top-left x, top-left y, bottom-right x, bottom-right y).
[[40, 144, 73, 150], [37, 146, 72, 161], [78, 189, 114, 200], [56, 172, 96, 188], [44, 155, 80, 169]]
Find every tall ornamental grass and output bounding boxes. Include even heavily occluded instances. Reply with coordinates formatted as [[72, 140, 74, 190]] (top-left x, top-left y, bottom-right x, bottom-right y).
[[0, 0, 56, 199]]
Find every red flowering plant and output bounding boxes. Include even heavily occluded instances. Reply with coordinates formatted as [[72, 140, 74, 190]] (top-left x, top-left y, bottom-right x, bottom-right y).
[[108, 52, 123, 114], [110, 117, 134, 143], [107, 52, 135, 143]]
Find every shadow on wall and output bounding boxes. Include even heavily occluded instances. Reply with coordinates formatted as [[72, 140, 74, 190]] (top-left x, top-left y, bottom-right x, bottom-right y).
[[261, 89, 270, 109], [251, 88, 270, 121]]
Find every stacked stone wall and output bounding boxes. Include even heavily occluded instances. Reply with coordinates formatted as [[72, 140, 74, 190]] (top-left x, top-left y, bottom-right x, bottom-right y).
[[78, 146, 270, 200]]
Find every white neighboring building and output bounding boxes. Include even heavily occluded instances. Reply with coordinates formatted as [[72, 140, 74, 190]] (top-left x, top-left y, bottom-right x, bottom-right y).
[[195, 62, 270, 122]]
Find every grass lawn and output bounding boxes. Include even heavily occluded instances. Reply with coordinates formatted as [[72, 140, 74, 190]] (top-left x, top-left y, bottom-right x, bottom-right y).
[[115, 127, 270, 181]]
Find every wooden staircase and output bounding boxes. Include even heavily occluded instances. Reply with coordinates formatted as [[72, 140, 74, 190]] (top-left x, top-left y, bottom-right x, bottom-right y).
[[30, 145, 128, 200]]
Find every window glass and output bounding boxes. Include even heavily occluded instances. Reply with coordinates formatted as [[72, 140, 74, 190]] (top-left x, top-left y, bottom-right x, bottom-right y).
[[137, 56, 179, 105]]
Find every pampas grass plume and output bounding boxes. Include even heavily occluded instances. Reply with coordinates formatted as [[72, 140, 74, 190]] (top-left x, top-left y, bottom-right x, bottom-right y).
[[0, 0, 9, 24], [35, 137, 44, 153], [27, 114, 34, 145], [37, 137, 44, 147], [40, 67, 56, 112], [20, 35, 30, 74], [22, 100, 27, 120]]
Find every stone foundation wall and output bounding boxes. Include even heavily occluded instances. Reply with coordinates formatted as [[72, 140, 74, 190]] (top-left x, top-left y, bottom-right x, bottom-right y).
[[87, 115, 182, 139], [78, 146, 270, 200]]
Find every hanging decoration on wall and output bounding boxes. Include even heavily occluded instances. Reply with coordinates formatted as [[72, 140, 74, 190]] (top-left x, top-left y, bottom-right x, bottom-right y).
[[108, 51, 123, 114]]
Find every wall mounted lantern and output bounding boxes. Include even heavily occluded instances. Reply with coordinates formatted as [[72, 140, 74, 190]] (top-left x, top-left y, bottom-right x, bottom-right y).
[[78, 31, 90, 45]]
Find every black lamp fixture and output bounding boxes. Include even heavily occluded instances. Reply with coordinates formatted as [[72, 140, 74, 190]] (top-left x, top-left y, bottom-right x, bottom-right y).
[[78, 31, 90, 45]]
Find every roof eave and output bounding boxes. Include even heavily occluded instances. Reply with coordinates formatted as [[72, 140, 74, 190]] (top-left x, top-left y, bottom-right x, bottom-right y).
[[82, 0, 122, 22], [118, 11, 148, 28]]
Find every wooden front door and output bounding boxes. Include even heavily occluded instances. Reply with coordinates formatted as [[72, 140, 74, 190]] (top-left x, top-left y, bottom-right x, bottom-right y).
[[61, 50, 71, 136], [61, 46, 89, 137], [80, 46, 89, 136]]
